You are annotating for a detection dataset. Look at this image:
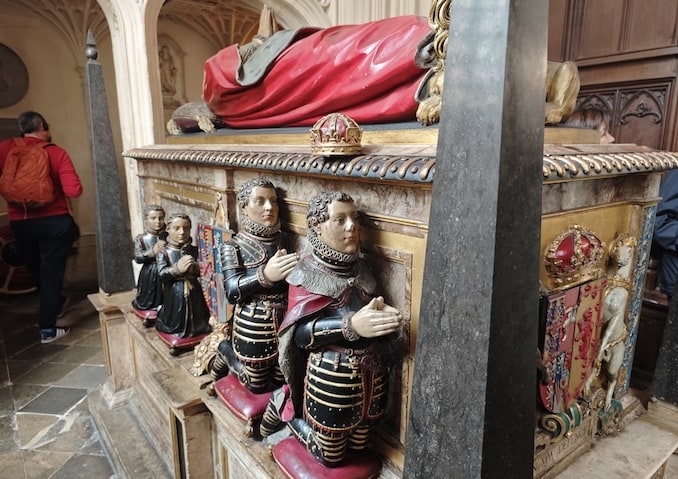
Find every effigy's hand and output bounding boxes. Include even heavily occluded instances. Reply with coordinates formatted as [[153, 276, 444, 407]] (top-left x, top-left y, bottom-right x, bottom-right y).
[[176, 254, 194, 273], [350, 296, 402, 339], [152, 240, 166, 256], [263, 249, 299, 283]]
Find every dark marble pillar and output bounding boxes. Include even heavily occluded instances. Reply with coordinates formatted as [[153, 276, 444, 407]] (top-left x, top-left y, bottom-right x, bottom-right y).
[[84, 32, 135, 293], [651, 293, 678, 403], [403, 1, 547, 477]]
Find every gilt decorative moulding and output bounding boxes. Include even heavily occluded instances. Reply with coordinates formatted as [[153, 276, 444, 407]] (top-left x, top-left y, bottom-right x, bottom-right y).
[[125, 142, 678, 184]]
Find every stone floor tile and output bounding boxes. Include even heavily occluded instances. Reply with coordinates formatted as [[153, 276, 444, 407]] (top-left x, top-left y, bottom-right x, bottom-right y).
[[4, 328, 41, 358], [54, 365, 106, 391], [0, 414, 18, 454], [11, 343, 67, 363], [58, 328, 97, 346], [77, 431, 107, 456], [20, 387, 87, 415], [14, 362, 78, 386], [75, 330, 103, 347], [83, 350, 105, 366], [0, 450, 25, 478], [49, 346, 101, 365], [73, 312, 101, 331], [11, 384, 48, 410], [0, 364, 10, 388], [21, 449, 72, 479], [7, 359, 41, 381], [0, 385, 15, 415], [49, 453, 114, 479], [16, 413, 59, 449], [29, 410, 97, 454]]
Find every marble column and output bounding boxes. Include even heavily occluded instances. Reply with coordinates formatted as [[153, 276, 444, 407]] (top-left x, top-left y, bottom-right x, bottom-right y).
[[403, 0, 547, 477], [85, 33, 135, 293]]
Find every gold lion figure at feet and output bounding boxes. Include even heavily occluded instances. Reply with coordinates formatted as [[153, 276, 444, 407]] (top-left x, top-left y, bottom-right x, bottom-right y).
[[415, 0, 580, 126]]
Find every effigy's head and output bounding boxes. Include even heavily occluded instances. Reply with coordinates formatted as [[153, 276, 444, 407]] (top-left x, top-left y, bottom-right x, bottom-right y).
[[166, 212, 191, 245], [143, 204, 165, 232], [238, 178, 279, 229], [307, 191, 360, 255]]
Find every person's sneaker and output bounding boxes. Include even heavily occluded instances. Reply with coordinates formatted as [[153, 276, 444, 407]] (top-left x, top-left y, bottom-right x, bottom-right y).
[[40, 327, 70, 344]]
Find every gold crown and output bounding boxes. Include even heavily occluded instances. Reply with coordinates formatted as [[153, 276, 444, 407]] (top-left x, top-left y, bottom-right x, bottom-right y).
[[310, 112, 362, 156], [543, 224, 606, 289]]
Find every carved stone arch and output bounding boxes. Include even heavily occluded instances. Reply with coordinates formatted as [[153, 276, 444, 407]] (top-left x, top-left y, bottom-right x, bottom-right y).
[[263, 0, 332, 28], [95, 0, 165, 235]]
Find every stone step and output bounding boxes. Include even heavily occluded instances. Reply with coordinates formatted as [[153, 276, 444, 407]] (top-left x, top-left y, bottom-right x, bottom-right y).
[[556, 402, 678, 478], [88, 389, 171, 479]]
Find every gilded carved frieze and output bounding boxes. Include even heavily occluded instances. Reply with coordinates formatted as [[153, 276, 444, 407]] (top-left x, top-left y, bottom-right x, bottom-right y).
[[126, 143, 678, 184]]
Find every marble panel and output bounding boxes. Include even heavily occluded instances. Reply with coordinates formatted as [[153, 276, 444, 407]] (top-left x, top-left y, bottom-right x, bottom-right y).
[[559, 413, 678, 477], [542, 174, 660, 216]]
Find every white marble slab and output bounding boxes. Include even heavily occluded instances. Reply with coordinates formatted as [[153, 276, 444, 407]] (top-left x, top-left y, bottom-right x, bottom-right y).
[[558, 405, 678, 478]]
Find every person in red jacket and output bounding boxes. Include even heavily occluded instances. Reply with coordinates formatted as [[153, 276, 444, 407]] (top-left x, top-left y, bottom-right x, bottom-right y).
[[0, 111, 83, 343]]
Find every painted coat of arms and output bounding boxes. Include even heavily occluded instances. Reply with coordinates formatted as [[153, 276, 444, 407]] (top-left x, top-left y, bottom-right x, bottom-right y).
[[539, 224, 607, 413], [539, 278, 605, 413]]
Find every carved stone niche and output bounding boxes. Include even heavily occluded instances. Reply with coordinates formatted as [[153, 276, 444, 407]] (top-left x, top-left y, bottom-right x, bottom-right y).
[[157, 34, 187, 125], [0, 43, 29, 108]]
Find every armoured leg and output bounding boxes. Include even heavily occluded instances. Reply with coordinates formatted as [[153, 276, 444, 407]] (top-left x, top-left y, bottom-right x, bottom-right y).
[[348, 424, 370, 453], [208, 339, 232, 381], [260, 386, 289, 438], [288, 418, 349, 467], [213, 339, 272, 394]]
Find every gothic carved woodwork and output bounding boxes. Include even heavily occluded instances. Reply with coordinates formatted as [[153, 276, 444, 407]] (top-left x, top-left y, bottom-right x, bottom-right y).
[[576, 82, 671, 150]]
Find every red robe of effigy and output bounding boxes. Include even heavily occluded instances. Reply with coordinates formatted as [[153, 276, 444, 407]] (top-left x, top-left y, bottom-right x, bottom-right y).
[[203, 15, 432, 129]]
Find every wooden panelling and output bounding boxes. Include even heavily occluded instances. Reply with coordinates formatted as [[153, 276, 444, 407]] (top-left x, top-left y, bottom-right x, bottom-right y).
[[625, 0, 678, 52], [548, 0, 568, 61], [575, 0, 624, 59], [549, 0, 678, 151]]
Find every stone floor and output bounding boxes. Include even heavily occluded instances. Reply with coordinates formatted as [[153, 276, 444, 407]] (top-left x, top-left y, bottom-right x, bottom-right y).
[[0, 281, 115, 478]]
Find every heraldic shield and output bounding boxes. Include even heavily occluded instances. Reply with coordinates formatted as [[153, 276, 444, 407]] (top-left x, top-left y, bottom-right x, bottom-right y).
[[539, 278, 606, 413]]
